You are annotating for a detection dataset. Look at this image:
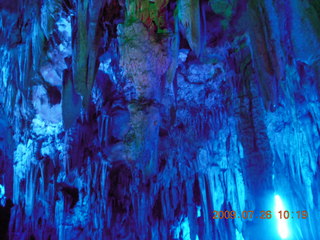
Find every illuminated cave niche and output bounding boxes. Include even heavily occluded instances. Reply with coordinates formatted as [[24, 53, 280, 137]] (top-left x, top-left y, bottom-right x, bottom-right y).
[[274, 195, 289, 239]]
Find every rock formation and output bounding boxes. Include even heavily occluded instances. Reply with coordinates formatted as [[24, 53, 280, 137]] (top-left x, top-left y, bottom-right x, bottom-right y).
[[0, 0, 319, 239]]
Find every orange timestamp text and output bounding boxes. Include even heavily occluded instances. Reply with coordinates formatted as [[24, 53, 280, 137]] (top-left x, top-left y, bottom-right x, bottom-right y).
[[212, 210, 308, 219]]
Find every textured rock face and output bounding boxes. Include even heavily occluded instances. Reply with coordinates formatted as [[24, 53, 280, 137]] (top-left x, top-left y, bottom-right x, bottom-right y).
[[0, 0, 320, 239]]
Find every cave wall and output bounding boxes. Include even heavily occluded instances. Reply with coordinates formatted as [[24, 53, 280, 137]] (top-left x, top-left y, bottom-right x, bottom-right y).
[[0, 0, 320, 239]]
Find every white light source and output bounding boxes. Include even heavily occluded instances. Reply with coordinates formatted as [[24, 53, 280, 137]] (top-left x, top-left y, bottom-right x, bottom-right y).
[[0, 184, 6, 207], [274, 194, 289, 239], [0, 184, 5, 198]]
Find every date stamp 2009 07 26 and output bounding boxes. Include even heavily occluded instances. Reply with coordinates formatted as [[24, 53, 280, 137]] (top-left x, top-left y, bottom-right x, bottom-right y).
[[212, 210, 308, 220]]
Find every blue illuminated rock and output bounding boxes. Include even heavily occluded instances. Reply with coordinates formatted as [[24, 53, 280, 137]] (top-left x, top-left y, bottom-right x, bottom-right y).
[[0, 0, 319, 239]]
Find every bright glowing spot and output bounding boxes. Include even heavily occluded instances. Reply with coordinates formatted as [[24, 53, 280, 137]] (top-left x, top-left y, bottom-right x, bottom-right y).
[[274, 195, 289, 239], [0, 184, 5, 198], [196, 206, 201, 217], [0, 184, 6, 207]]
